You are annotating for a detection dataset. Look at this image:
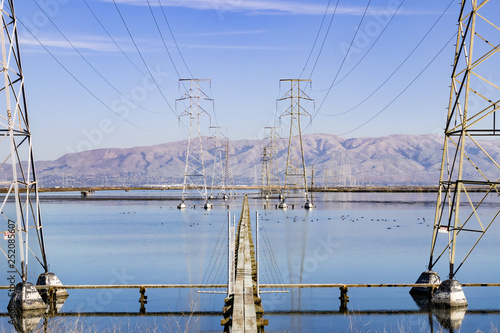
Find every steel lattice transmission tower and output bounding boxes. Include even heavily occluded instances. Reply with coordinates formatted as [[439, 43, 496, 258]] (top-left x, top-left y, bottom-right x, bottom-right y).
[[260, 146, 270, 197], [0, 0, 66, 310], [260, 127, 281, 198], [177, 79, 213, 210], [277, 79, 313, 209], [412, 0, 500, 307], [223, 140, 234, 195], [209, 126, 228, 199]]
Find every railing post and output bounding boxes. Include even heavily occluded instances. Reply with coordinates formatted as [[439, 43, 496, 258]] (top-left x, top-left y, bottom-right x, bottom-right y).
[[339, 286, 349, 313], [139, 287, 147, 314]]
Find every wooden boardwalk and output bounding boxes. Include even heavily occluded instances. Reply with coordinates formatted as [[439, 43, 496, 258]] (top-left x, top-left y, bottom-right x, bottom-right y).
[[222, 195, 266, 333]]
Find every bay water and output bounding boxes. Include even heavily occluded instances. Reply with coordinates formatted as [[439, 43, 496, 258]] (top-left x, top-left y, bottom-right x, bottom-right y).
[[1, 190, 499, 332]]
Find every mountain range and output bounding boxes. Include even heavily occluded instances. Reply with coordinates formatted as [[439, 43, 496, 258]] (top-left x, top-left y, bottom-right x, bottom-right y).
[[23, 133, 500, 187]]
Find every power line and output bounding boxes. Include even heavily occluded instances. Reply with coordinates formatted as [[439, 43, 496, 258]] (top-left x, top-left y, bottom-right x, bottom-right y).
[[319, 0, 454, 117], [299, 0, 333, 79], [146, 0, 182, 78], [32, 0, 166, 115], [323, 0, 406, 89], [18, 19, 154, 132], [312, 0, 373, 119], [145, 1, 218, 125], [307, 0, 341, 80], [112, 0, 177, 116], [157, 0, 194, 78], [83, 0, 149, 80], [338, 33, 455, 136]]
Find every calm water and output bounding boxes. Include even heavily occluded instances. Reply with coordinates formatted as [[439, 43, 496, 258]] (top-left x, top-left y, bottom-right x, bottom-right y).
[[1, 190, 500, 332]]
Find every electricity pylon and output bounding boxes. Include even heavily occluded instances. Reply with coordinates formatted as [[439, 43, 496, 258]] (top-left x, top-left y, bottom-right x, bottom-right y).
[[277, 79, 313, 209], [177, 79, 213, 210], [0, 0, 65, 311], [260, 127, 281, 197], [260, 147, 270, 197], [209, 126, 227, 199], [223, 140, 234, 195], [413, 0, 500, 307]]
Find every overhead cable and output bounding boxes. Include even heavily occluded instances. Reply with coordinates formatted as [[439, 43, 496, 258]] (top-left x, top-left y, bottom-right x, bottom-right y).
[[32, 0, 166, 115], [306, 0, 341, 80], [312, 0, 373, 120], [157, 0, 194, 78], [83, 0, 150, 80], [320, 0, 454, 117], [299, 0, 334, 79], [339, 33, 455, 136], [112, 0, 177, 116], [19, 20, 154, 132], [325, 0, 406, 88], [146, 0, 182, 78]]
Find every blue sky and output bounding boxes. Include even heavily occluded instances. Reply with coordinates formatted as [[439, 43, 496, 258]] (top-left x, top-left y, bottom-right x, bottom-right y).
[[14, 0, 463, 160]]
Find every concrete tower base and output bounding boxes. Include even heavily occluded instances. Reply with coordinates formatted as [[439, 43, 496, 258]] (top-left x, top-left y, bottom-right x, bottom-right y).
[[37, 272, 69, 301], [431, 279, 468, 308], [410, 270, 441, 295], [7, 282, 46, 312]]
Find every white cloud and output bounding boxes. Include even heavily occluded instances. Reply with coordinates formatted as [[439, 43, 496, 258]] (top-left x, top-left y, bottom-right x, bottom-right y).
[[20, 34, 126, 53], [181, 30, 267, 37], [99, 0, 425, 16], [180, 43, 288, 50]]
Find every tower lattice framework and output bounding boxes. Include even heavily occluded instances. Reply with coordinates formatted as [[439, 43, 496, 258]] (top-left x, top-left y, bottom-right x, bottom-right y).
[[428, 0, 500, 280], [260, 127, 281, 196], [223, 140, 234, 194], [177, 79, 212, 206], [277, 79, 313, 205], [260, 146, 270, 196], [209, 126, 227, 197], [0, 0, 48, 283]]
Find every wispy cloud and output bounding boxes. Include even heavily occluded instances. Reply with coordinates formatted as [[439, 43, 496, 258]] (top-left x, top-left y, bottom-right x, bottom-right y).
[[180, 43, 288, 51], [19, 34, 129, 53], [19, 33, 279, 54], [181, 30, 267, 37], [100, 0, 429, 16]]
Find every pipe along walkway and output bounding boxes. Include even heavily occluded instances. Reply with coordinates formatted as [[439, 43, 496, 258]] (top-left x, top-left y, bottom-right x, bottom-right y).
[[222, 195, 267, 333]]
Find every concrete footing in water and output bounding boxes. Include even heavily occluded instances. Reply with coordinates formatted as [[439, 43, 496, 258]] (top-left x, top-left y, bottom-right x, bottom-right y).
[[7, 282, 47, 312], [410, 270, 441, 295], [37, 272, 69, 304], [278, 201, 287, 209], [431, 279, 468, 308], [177, 202, 186, 209]]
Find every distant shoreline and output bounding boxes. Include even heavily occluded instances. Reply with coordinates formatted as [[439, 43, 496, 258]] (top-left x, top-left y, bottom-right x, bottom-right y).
[[1, 185, 448, 193]]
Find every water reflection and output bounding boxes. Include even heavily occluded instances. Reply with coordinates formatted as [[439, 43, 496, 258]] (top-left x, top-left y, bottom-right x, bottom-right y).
[[411, 292, 467, 332], [8, 308, 45, 333], [432, 307, 467, 331], [2, 191, 500, 332], [1, 308, 492, 332]]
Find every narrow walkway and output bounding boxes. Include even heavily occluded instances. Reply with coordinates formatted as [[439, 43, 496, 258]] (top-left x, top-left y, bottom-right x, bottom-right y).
[[222, 195, 266, 333]]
